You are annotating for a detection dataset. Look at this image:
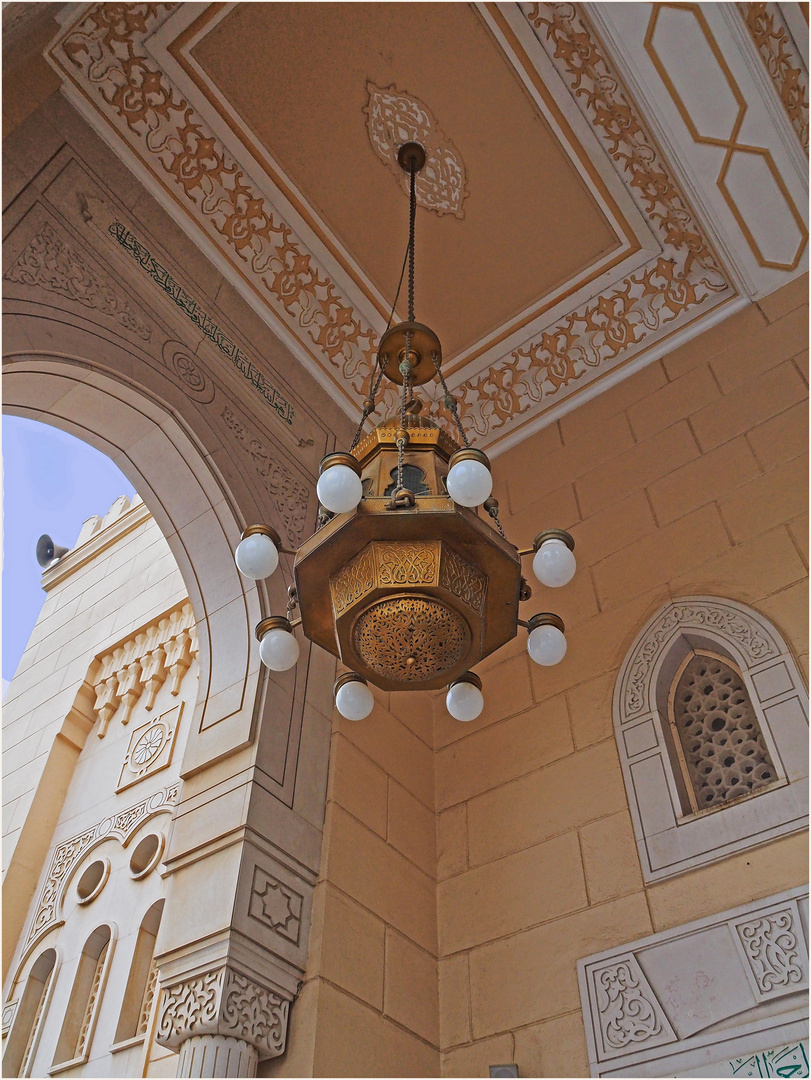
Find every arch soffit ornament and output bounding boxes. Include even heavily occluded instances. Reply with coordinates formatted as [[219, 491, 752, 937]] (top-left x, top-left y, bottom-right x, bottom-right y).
[[616, 595, 788, 726], [2, 346, 262, 774]]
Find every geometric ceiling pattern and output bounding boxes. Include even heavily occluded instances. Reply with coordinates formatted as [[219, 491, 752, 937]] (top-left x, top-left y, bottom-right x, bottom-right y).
[[46, 2, 807, 453]]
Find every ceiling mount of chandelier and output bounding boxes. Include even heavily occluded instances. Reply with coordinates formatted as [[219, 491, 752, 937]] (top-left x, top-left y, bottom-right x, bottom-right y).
[[234, 140, 578, 722]]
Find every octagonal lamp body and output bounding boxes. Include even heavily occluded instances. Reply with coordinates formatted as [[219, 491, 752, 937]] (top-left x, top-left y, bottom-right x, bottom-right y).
[[294, 412, 522, 692]]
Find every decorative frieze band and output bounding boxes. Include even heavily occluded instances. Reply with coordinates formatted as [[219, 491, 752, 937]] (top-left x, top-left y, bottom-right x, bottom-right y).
[[91, 602, 198, 738], [156, 964, 290, 1061], [27, 784, 180, 947]]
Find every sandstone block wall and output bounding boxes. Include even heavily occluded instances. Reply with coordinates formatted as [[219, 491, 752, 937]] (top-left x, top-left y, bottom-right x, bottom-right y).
[[266, 275, 808, 1078]]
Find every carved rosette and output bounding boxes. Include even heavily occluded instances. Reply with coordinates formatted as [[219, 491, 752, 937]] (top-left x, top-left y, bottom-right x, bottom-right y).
[[156, 966, 290, 1061]]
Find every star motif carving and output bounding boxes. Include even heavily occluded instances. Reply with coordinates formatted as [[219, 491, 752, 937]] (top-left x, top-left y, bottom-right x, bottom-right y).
[[257, 880, 295, 930]]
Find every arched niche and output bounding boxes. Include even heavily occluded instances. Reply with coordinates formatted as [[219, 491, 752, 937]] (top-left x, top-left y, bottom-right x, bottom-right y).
[[3, 355, 265, 774], [614, 596, 808, 882]]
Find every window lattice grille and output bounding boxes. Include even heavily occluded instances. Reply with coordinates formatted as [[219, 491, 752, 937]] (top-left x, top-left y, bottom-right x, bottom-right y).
[[76, 941, 108, 1060], [137, 958, 158, 1036], [672, 653, 777, 810]]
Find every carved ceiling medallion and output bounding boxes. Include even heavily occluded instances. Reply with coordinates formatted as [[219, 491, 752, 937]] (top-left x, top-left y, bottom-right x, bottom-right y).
[[364, 82, 468, 218]]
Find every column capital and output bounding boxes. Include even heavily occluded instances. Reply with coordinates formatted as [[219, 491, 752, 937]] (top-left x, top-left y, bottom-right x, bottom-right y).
[[156, 963, 291, 1061]]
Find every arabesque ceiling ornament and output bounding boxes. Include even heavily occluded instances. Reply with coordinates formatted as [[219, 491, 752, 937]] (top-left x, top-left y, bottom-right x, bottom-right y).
[[364, 82, 468, 218], [46, 2, 736, 450], [234, 143, 580, 721]]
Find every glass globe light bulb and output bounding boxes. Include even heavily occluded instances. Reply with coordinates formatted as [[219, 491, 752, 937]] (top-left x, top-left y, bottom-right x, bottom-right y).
[[317, 463, 363, 515], [527, 624, 567, 667], [259, 628, 299, 671], [533, 538, 576, 588], [234, 531, 279, 580], [446, 458, 493, 507], [335, 678, 374, 721], [446, 679, 484, 722]]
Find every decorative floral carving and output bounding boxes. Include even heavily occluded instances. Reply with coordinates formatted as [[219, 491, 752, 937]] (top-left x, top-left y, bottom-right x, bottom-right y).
[[157, 965, 289, 1059], [220, 407, 310, 545], [736, 910, 804, 994], [118, 703, 182, 792], [4, 222, 151, 340], [52, 7, 379, 402], [440, 546, 487, 613], [621, 600, 779, 720], [594, 959, 665, 1050], [364, 82, 468, 218], [92, 602, 198, 737], [739, 2, 809, 152], [331, 545, 376, 615], [451, 4, 730, 440], [49, 1, 734, 445], [28, 784, 180, 946]]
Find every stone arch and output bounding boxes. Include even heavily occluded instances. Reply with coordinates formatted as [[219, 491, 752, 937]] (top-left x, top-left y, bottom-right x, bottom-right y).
[[3, 353, 264, 772], [614, 595, 808, 882]]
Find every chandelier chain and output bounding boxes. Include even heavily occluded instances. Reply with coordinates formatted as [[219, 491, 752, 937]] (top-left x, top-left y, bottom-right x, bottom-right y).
[[432, 355, 471, 449], [408, 160, 416, 323], [349, 362, 386, 452]]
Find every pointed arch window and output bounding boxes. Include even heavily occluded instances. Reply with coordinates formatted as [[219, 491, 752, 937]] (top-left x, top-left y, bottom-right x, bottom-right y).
[[3, 948, 56, 1077], [51, 925, 113, 1071], [614, 596, 808, 882], [112, 900, 164, 1051]]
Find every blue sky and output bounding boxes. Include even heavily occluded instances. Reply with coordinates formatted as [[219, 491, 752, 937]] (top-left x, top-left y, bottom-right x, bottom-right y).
[[2, 415, 137, 686]]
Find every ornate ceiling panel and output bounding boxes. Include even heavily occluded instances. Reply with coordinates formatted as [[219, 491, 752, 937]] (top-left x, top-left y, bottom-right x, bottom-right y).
[[44, 3, 806, 453]]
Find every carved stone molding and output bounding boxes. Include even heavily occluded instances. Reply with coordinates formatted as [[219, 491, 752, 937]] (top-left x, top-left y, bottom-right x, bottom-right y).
[[49, 6, 380, 403], [156, 964, 290, 1061], [579, 887, 809, 1076], [26, 783, 180, 948], [248, 868, 303, 946], [110, 221, 293, 424], [4, 221, 152, 340], [738, 2, 809, 153], [91, 601, 199, 738], [613, 595, 808, 883], [364, 81, 468, 218]]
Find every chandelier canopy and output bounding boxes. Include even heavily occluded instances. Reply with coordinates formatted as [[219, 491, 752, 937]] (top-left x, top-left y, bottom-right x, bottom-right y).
[[234, 143, 576, 722]]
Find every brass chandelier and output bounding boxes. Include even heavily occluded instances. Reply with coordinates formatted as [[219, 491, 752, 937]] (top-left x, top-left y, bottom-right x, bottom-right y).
[[234, 143, 576, 722]]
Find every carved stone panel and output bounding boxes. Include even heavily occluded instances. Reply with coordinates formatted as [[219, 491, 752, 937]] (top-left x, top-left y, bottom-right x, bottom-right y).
[[117, 703, 183, 793], [731, 901, 808, 1001], [579, 886, 809, 1077]]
